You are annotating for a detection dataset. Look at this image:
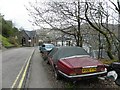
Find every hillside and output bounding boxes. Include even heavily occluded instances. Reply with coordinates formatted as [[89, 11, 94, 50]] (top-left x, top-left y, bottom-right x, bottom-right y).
[[0, 14, 21, 48], [0, 34, 14, 48]]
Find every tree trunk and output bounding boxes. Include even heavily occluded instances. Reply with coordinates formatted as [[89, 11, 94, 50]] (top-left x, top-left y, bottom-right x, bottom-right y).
[[118, 0, 120, 61], [76, 38, 80, 46], [77, 0, 82, 47], [105, 36, 114, 60]]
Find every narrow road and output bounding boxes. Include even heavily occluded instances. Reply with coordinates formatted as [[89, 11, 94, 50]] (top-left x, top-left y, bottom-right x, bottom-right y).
[[28, 48, 52, 88], [2, 47, 34, 88]]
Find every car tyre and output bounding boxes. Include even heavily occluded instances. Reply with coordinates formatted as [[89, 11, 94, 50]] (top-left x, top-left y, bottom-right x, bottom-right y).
[[47, 60, 50, 65], [115, 78, 120, 86], [54, 69, 61, 80], [54, 66, 61, 80]]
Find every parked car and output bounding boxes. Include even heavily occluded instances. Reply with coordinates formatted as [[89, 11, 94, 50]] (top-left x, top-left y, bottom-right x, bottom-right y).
[[47, 46, 107, 80], [106, 62, 120, 86], [47, 47, 59, 64], [39, 43, 55, 60], [39, 43, 55, 53]]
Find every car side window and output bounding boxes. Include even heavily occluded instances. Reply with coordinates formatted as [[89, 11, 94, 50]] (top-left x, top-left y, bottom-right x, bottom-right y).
[[42, 45, 45, 47]]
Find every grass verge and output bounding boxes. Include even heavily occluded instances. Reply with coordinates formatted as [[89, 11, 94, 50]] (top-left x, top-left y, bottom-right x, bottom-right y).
[[0, 34, 14, 48]]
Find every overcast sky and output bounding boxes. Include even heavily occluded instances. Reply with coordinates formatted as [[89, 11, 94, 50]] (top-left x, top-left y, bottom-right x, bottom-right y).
[[0, 0, 41, 31], [0, 0, 67, 31]]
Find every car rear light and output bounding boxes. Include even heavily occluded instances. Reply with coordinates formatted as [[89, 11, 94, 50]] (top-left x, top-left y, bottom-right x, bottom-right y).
[[69, 71, 76, 76], [57, 60, 76, 75], [97, 65, 105, 72], [74, 68, 82, 74]]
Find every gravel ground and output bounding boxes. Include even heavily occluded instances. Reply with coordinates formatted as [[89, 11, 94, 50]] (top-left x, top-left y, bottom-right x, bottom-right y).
[[42, 59, 120, 89]]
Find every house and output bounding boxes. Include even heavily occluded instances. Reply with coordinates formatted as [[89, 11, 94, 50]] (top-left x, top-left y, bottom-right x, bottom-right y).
[[55, 35, 74, 46], [21, 30, 39, 47]]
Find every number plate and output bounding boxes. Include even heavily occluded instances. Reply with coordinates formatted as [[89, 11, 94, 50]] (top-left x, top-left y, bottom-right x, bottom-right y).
[[82, 68, 96, 73]]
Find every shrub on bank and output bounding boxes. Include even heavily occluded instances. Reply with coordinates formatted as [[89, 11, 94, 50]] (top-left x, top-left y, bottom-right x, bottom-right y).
[[0, 34, 14, 48]]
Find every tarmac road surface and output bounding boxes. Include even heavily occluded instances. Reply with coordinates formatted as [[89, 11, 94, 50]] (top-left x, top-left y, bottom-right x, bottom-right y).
[[2, 47, 34, 88]]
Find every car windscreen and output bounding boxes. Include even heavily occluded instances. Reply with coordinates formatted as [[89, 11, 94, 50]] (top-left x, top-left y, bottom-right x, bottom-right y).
[[45, 44, 54, 48], [53, 46, 89, 60]]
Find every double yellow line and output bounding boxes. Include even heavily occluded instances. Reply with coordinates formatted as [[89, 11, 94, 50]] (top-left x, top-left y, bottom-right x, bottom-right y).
[[11, 49, 35, 89]]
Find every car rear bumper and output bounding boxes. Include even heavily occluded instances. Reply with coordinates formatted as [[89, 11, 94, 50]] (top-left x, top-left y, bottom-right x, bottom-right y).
[[58, 68, 107, 79]]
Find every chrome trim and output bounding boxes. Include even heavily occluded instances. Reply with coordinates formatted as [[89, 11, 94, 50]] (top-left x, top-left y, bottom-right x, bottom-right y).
[[60, 55, 90, 60], [82, 65, 97, 68], [58, 68, 107, 78]]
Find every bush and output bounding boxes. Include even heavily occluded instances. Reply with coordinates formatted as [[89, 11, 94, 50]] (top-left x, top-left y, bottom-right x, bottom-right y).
[[8, 37, 19, 47], [0, 34, 14, 47]]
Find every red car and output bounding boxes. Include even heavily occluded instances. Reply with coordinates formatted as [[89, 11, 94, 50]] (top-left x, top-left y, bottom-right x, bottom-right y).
[[47, 46, 107, 80]]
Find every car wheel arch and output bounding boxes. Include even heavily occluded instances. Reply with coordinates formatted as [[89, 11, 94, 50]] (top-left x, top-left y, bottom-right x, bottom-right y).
[[53, 64, 61, 80]]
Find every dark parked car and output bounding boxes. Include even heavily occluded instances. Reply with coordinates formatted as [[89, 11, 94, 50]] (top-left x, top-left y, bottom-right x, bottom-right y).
[[39, 43, 55, 59], [47, 47, 59, 64], [47, 46, 107, 80], [106, 62, 120, 86]]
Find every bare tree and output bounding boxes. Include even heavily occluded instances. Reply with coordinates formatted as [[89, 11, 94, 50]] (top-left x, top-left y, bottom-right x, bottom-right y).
[[26, 0, 87, 47], [104, 0, 120, 60], [27, 0, 120, 60], [110, 0, 120, 60], [85, 1, 120, 60]]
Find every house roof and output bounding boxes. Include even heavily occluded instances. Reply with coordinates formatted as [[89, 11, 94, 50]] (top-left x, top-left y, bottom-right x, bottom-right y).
[[24, 30, 36, 38]]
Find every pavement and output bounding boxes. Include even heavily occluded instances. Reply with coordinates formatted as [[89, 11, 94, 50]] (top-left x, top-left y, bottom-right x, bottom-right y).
[[28, 48, 52, 88]]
